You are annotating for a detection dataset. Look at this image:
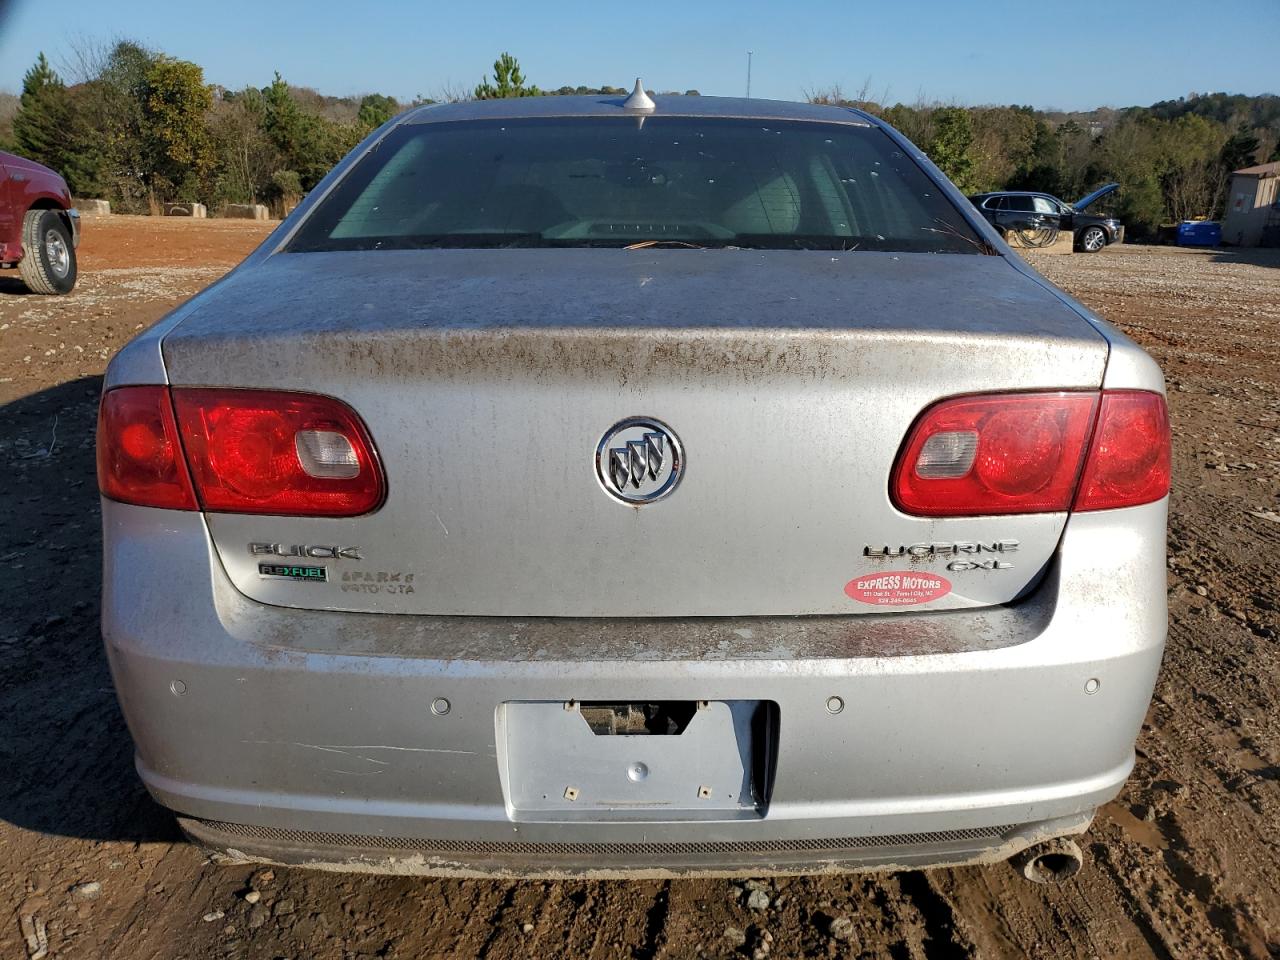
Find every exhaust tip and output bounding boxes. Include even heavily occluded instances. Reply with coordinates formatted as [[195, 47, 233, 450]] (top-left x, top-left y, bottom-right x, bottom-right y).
[[1013, 838, 1083, 884]]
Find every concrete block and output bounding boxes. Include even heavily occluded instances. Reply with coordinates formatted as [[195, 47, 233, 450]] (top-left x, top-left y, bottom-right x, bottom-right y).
[[164, 202, 207, 218], [224, 203, 270, 220], [76, 199, 112, 216]]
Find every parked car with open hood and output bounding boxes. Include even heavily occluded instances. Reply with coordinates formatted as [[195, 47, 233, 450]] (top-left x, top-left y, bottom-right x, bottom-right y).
[[0, 150, 80, 293], [970, 184, 1122, 252], [98, 87, 1168, 880]]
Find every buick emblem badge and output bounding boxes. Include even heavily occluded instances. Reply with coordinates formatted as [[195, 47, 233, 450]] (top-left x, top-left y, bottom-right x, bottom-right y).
[[596, 417, 684, 505]]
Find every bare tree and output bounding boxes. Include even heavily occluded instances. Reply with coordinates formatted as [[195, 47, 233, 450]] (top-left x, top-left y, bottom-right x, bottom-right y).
[[803, 81, 845, 105], [432, 79, 473, 104], [57, 33, 127, 85], [0, 91, 19, 145], [803, 76, 889, 113], [206, 90, 280, 205]]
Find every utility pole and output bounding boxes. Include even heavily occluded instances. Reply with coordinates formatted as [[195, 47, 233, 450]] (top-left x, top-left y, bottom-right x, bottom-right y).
[[746, 51, 753, 99]]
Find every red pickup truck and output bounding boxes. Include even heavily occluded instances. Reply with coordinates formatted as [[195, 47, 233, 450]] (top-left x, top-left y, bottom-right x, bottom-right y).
[[0, 150, 80, 294]]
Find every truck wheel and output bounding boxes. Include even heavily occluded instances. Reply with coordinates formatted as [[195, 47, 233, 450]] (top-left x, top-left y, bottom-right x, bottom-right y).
[[18, 209, 77, 295]]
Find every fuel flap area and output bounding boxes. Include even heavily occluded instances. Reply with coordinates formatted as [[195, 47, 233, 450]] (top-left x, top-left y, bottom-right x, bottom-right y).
[[498, 700, 779, 821]]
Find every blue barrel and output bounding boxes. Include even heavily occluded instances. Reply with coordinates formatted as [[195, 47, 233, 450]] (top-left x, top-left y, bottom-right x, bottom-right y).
[[1177, 221, 1221, 247]]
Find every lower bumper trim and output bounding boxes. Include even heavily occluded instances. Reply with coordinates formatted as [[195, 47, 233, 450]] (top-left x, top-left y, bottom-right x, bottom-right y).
[[188, 817, 1009, 855], [179, 813, 1092, 879]]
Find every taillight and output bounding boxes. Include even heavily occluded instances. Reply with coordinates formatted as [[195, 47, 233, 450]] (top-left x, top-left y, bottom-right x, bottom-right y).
[[892, 392, 1098, 516], [1073, 391, 1170, 511], [97, 386, 384, 516], [171, 389, 385, 516], [97, 386, 198, 510], [891, 389, 1169, 516]]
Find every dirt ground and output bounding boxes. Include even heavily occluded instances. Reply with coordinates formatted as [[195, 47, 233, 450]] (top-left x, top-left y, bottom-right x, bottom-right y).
[[1, 217, 1278, 959]]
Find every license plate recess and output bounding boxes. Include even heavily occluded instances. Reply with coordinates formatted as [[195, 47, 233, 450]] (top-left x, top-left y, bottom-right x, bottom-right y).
[[499, 700, 778, 821]]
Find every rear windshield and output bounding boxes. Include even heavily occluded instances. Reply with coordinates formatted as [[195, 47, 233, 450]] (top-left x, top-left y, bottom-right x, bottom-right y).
[[288, 116, 984, 254]]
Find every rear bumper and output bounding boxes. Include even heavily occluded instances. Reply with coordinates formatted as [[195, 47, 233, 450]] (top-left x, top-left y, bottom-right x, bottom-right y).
[[102, 498, 1166, 877]]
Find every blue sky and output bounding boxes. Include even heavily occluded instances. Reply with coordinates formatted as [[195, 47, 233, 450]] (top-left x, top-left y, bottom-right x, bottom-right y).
[[1, 0, 1276, 111]]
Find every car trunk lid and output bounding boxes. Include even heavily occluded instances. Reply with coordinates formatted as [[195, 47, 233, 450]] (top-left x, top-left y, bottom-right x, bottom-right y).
[[162, 248, 1108, 617]]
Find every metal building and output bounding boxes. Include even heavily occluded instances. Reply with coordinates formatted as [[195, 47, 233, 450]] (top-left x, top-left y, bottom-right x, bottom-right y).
[[1222, 161, 1280, 247]]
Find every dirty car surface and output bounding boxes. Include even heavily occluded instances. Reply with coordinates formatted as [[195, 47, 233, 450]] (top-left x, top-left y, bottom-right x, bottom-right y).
[[98, 94, 1169, 878]]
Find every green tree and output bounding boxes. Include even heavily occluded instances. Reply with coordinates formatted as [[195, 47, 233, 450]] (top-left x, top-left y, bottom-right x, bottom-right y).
[[13, 53, 71, 171], [1007, 119, 1066, 194], [260, 73, 361, 190], [969, 106, 1038, 192], [1160, 114, 1225, 222], [141, 56, 214, 198], [1094, 116, 1171, 236], [261, 73, 307, 162], [548, 84, 627, 97], [1219, 123, 1260, 173], [928, 107, 976, 191], [880, 104, 931, 151], [80, 40, 161, 209], [263, 168, 303, 217], [357, 93, 398, 131], [10, 53, 106, 196], [474, 52, 539, 99]]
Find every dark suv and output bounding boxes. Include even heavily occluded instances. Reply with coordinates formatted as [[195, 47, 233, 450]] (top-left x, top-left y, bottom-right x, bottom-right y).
[[969, 184, 1121, 252]]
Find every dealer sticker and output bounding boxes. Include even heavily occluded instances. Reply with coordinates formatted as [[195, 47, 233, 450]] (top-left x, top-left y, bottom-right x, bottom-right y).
[[844, 571, 951, 606], [259, 563, 327, 582]]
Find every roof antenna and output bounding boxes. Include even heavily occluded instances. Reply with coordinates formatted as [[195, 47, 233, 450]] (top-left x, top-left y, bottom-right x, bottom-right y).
[[623, 78, 655, 112]]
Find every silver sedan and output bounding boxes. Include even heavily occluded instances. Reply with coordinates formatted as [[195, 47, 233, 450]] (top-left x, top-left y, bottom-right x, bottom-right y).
[[98, 87, 1168, 880]]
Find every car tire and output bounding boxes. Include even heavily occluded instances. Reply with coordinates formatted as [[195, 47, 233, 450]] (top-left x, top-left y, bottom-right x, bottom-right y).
[[18, 208, 77, 295], [1076, 226, 1107, 254]]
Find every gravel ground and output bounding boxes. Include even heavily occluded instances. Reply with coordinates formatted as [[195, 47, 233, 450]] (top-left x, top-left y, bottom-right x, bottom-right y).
[[1, 221, 1278, 959]]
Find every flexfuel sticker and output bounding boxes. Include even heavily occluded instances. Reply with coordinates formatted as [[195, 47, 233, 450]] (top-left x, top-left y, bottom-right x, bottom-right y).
[[259, 563, 327, 582], [844, 571, 950, 606]]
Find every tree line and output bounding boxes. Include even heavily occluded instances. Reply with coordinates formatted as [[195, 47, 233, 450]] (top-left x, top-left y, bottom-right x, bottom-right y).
[[807, 85, 1278, 237], [0, 46, 696, 216], [2, 44, 1276, 236], [2, 42, 403, 215]]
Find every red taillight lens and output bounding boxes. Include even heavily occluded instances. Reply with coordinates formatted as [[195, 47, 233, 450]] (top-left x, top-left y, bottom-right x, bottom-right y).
[[171, 389, 385, 516], [1074, 391, 1170, 511], [97, 386, 198, 510], [892, 389, 1171, 516], [891, 392, 1099, 516]]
